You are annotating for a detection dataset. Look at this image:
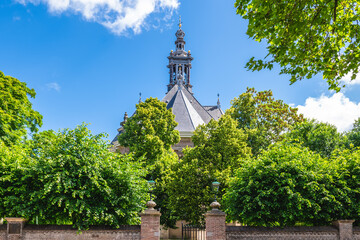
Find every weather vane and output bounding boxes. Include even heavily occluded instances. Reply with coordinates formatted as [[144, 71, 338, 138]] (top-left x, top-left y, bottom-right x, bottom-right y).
[[217, 93, 221, 109], [179, 16, 182, 29]]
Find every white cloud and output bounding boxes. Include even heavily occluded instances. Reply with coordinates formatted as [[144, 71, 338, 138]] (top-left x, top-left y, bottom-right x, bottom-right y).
[[297, 93, 360, 132], [341, 72, 360, 86], [46, 82, 61, 92], [16, 0, 179, 35]]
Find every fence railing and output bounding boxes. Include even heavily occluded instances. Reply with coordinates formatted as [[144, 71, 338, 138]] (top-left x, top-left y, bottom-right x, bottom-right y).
[[182, 224, 205, 240]]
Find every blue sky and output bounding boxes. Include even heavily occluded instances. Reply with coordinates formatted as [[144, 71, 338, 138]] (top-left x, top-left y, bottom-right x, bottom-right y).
[[1, 0, 360, 141]]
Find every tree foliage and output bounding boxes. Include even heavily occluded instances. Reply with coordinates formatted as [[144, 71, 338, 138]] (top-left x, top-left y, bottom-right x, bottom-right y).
[[118, 97, 180, 164], [0, 124, 147, 230], [346, 117, 360, 148], [167, 115, 251, 224], [0, 71, 42, 146], [332, 149, 360, 220], [228, 87, 303, 156], [149, 150, 179, 228], [117, 97, 180, 227], [224, 142, 350, 226], [284, 119, 345, 158], [235, 0, 360, 91]]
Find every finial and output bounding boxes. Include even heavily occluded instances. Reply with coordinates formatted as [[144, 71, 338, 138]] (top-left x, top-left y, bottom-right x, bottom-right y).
[[139, 92, 142, 103], [210, 201, 221, 210], [178, 16, 182, 29], [217, 93, 221, 109], [146, 200, 157, 210], [120, 112, 128, 127]]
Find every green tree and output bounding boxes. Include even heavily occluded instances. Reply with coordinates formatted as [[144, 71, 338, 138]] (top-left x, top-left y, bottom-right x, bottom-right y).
[[0, 71, 42, 146], [118, 97, 180, 228], [285, 119, 345, 158], [228, 87, 303, 156], [149, 150, 179, 228], [167, 115, 251, 224], [235, 0, 360, 91], [346, 118, 360, 148], [118, 97, 180, 164], [332, 149, 360, 220], [0, 124, 148, 230], [224, 142, 347, 226]]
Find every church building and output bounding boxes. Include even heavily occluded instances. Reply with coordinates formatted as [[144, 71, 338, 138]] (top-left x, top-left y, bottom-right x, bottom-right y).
[[111, 20, 223, 155]]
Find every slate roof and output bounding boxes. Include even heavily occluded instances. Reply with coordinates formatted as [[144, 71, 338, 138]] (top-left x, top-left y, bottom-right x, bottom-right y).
[[162, 84, 222, 136], [111, 83, 223, 144], [203, 106, 224, 120]]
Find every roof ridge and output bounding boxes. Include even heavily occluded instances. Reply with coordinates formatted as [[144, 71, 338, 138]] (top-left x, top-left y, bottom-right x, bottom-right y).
[[179, 87, 205, 130], [180, 85, 214, 121], [178, 87, 196, 130]]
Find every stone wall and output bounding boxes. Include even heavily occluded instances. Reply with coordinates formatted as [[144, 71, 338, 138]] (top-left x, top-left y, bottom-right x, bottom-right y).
[[0, 225, 6, 240], [172, 137, 194, 157], [1, 201, 162, 240], [225, 221, 356, 240], [1, 223, 140, 240], [353, 226, 360, 240], [226, 226, 339, 240]]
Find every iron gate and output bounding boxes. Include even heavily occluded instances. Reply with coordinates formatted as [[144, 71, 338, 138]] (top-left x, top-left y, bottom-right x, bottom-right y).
[[181, 223, 206, 240]]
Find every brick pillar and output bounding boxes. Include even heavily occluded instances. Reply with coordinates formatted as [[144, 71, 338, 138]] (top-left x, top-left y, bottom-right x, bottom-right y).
[[140, 200, 161, 240], [5, 218, 26, 240], [205, 201, 226, 240], [333, 220, 354, 240]]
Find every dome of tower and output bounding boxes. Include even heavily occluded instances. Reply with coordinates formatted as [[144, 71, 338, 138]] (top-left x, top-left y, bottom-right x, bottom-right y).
[[176, 28, 185, 39]]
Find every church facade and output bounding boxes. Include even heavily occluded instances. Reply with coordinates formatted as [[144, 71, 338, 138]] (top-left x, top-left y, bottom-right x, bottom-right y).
[[111, 22, 223, 155]]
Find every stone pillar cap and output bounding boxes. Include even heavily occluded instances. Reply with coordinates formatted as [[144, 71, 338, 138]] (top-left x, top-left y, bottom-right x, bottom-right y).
[[333, 220, 355, 225], [5, 218, 26, 223], [335, 220, 355, 223], [140, 209, 162, 216], [205, 209, 226, 216], [140, 200, 161, 216]]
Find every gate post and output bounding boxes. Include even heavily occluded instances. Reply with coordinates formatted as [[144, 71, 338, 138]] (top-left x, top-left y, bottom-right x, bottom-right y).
[[140, 200, 161, 240], [5, 218, 26, 240], [205, 201, 226, 240], [333, 220, 354, 240]]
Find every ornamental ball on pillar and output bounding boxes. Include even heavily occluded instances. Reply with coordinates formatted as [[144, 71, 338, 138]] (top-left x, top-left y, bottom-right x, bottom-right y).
[[146, 200, 157, 210], [210, 201, 221, 210]]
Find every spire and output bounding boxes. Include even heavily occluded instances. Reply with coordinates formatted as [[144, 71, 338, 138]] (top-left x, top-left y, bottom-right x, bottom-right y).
[[217, 94, 221, 109], [167, 16, 194, 93], [139, 92, 142, 103], [175, 16, 185, 49], [175, 29, 185, 45]]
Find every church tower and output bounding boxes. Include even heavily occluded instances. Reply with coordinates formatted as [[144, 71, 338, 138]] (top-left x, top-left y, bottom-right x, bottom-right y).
[[167, 17, 193, 93], [111, 18, 223, 155]]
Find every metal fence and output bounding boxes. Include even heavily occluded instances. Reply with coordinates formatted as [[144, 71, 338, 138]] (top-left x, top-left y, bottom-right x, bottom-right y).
[[182, 224, 206, 240]]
